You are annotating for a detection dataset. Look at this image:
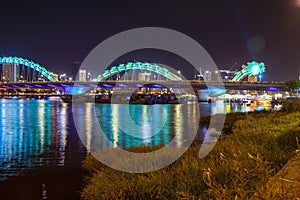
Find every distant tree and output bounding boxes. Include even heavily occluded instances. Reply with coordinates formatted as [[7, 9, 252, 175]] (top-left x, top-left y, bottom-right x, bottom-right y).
[[284, 79, 300, 95]]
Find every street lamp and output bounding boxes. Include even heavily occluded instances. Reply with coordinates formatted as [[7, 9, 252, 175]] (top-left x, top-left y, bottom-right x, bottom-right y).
[[177, 70, 181, 79], [258, 74, 262, 82]]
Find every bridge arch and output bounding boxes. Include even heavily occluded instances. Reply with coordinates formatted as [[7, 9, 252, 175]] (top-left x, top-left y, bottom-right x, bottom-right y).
[[0, 56, 58, 81], [97, 61, 182, 81]]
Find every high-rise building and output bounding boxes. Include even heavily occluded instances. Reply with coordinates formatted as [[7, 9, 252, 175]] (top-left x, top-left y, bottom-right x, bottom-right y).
[[86, 72, 92, 81], [78, 69, 87, 82], [204, 71, 212, 81], [2, 62, 20, 82], [138, 72, 151, 81], [72, 61, 81, 80]]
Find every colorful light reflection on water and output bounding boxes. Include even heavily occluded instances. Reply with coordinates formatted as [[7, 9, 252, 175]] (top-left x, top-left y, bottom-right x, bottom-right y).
[[0, 99, 271, 181]]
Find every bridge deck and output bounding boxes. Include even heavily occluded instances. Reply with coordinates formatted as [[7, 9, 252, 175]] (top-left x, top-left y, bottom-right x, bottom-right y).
[[0, 81, 285, 91]]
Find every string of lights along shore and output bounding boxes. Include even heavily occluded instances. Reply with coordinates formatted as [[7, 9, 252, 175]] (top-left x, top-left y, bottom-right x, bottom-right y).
[[0, 56, 272, 83]]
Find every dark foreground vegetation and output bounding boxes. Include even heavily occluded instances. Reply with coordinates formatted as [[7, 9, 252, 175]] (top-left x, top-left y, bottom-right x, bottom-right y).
[[81, 99, 300, 199]]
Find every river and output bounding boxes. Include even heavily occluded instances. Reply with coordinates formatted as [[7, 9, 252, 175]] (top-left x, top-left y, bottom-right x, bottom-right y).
[[0, 98, 271, 199]]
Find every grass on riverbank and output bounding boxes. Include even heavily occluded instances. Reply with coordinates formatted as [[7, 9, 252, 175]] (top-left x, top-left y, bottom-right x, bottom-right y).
[[81, 111, 300, 199]]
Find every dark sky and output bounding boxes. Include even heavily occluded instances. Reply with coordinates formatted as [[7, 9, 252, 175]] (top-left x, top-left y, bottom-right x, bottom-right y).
[[1, 0, 300, 81]]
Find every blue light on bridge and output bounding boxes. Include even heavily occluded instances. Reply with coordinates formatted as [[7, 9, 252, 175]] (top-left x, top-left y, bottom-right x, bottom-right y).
[[135, 84, 144, 88], [24, 84, 33, 88], [47, 84, 58, 88], [64, 86, 87, 95], [115, 84, 129, 88], [74, 84, 84, 87], [267, 86, 280, 91], [1, 85, 12, 89], [59, 84, 70, 87], [12, 85, 21, 88], [88, 84, 98, 87], [150, 84, 167, 88], [34, 84, 45, 88], [99, 84, 114, 88]]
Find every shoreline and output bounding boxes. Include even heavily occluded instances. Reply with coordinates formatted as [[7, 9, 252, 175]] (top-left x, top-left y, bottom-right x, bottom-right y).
[[81, 111, 300, 199]]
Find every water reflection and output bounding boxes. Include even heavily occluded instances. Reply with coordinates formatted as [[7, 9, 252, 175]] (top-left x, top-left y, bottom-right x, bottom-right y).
[[0, 100, 71, 180], [73, 103, 198, 152], [199, 100, 271, 116], [0, 99, 271, 181]]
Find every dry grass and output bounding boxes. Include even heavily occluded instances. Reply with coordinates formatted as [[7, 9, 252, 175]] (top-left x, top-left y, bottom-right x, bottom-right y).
[[81, 111, 300, 200]]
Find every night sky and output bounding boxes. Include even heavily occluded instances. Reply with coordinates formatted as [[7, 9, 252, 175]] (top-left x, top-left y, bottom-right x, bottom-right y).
[[1, 0, 300, 81]]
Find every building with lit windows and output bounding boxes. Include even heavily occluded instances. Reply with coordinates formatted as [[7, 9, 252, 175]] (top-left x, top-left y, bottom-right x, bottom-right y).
[[204, 70, 212, 81], [138, 72, 151, 81], [78, 69, 87, 82], [2, 62, 20, 82]]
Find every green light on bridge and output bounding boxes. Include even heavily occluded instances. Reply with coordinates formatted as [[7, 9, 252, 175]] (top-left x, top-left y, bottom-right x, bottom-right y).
[[0, 56, 58, 81], [97, 61, 182, 81]]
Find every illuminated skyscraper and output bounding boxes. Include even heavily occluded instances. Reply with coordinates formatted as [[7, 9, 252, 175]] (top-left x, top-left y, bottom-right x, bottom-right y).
[[138, 72, 151, 81], [204, 70, 211, 81], [2, 62, 20, 82], [78, 69, 87, 81]]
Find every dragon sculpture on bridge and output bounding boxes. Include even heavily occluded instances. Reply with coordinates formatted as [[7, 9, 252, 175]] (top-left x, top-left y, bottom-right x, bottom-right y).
[[232, 61, 266, 82]]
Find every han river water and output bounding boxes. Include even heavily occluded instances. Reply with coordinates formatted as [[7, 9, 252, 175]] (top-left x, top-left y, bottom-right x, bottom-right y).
[[0, 98, 271, 199]]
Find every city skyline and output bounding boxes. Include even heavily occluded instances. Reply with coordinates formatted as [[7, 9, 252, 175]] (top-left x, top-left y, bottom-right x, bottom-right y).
[[1, 0, 300, 81]]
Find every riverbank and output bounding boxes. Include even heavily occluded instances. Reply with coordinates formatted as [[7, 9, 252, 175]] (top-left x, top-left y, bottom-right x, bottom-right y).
[[81, 111, 300, 199]]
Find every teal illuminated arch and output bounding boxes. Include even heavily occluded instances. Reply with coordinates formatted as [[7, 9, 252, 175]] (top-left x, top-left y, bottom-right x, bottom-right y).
[[97, 61, 182, 81], [232, 61, 266, 82], [0, 56, 58, 81]]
